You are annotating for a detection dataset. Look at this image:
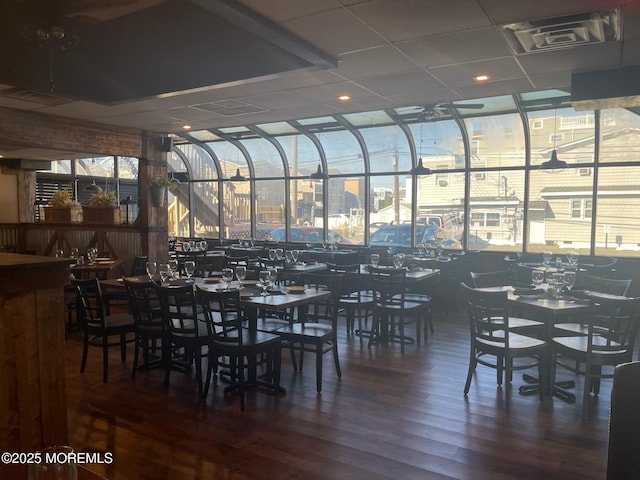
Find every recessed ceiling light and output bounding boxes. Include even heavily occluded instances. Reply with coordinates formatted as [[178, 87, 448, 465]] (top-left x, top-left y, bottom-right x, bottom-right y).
[[182, 125, 191, 130], [338, 95, 351, 101], [473, 74, 490, 82]]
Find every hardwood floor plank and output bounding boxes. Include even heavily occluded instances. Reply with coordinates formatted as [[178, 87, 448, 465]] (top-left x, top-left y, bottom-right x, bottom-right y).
[[65, 307, 611, 480]]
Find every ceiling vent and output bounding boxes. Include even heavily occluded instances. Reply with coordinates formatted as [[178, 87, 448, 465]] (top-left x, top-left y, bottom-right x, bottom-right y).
[[502, 9, 620, 54]]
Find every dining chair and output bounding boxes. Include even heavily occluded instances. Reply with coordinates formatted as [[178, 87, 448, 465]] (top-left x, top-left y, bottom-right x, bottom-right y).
[[326, 263, 374, 341], [153, 283, 208, 395], [72, 276, 135, 383], [102, 255, 148, 313], [460, 282, 547, 400], [551, 294, 640, 418], [555, 275, 632, 336], [275, 271, 343, 393], [468, 270, 544, 335], [124, 278, 164, 379], [196, 287, 282, 411], [368, 266, 423, 353]]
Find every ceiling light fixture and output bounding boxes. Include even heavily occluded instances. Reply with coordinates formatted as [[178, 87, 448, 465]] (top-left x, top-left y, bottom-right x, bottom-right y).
[[540, 102, 568, 169], [229, 168, 247, 181], [473, 73, 490, 81], [338, 95, 351, 101], [84, 180, 103, 193], [310, 164, 329, 180], [182, 125, 191, 130], [410, 121, 433, 176]]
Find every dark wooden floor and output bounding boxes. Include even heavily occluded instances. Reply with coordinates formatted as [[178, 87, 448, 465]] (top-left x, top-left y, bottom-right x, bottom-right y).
[[65, 305, 612, 480]]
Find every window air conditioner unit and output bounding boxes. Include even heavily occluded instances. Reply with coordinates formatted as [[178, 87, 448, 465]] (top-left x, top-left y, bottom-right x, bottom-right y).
[[578, 167, 592, 176], [472, 172, 486, 180], [438, 179, 449, 187]]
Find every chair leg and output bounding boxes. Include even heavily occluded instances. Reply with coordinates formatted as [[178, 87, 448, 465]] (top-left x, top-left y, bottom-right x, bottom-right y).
[[272, 347, 281, 394], [316, 344, 323, 393], [131, 336, 140, 379], [102, 336, 109, 383], [298, 342, 305, 372], [120, 334, 127, 362], [81, 333, 89, 373], [464, 352, 477, 395]]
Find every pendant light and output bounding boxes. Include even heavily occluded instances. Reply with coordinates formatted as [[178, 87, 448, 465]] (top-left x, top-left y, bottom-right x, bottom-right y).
[[84, 180, 103, 193], [540, 104, 568, 169], [310, 164, 329, 180], [410, 121, 433, 176], [229, 168, 247, 182]]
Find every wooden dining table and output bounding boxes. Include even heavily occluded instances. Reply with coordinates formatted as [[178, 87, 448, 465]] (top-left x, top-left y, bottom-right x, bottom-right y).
[[477, 285, 593, 400], [70, 258, 125, 279]]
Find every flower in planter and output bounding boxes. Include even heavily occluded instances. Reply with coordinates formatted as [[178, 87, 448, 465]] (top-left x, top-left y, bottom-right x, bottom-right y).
[[48, 190, 80, 207], [86, 191, 118, 207]]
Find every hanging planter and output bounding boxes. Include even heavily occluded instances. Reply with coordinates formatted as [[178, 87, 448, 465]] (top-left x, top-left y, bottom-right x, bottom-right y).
[[149, 176, 178, 208]]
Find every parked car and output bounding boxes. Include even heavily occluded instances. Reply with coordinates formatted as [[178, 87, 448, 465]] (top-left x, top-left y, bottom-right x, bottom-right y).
[[269, 227, 351, 244], [369, 223, 461, 248]]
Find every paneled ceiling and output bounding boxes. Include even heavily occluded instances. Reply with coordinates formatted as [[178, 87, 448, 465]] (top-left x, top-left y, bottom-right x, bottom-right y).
[[1, 0, 640, 160]]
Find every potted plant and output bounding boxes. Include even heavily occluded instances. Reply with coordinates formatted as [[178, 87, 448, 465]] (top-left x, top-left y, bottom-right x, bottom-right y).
[[149, 176, 178, 208], [44, 190, 82, 223], [83, 190, 120, 224]]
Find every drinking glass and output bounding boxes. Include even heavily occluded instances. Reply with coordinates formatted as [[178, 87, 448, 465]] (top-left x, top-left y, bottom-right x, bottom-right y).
[[145, 261, 157, 281], [285, 250, 293, 264], [200, 240, 208, 251], [221, 268, 234, 291], [564, 270, 576, 291], [276, 248, 284, 260], [567, 251, 579, 267], [543, 251, 553, 266], [158, 263, 171, 285], [268, 249, 277, 261], [370, 253, 379, 267], [259, 270, 271, 296], [291, 249, 299, 264], [168, 259, 179, 280], [184, 260, 195, 283], [531, 270, 544, 288], [235, 265, 246, 289], [28, 445, 77, 480], [551, 273, 565, 297]]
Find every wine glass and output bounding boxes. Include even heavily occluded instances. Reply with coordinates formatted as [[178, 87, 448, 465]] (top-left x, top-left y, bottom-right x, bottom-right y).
[[285, 250, 293, 264], [436, 241, 444, 257], [393, 253, 405, 268], [235, 265, 246, 289], [567, 251, 579, 267], [531, 270, 544, 288], [268, 249, 277, 261], [275, 248, 284, 260], [221, 268, 234, 291], [168, 259, 179, 280], [184, 260, 195, 283], [564, 270, 577, 291], [370, 253, 379, 268], [322, 240, 328, 250], [182, 241, 190, 252], [543, 251, 553, 266], [259, 270, 271, 296], [158, 263, 171, 285], [291, 249, 299, 264], [200, 240, 208, 251], [145, 261, 157, 281], [268, 268, 278, 288]]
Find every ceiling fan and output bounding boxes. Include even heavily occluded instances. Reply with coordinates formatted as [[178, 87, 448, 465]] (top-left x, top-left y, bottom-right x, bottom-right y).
[[417, 102, 485, 121]]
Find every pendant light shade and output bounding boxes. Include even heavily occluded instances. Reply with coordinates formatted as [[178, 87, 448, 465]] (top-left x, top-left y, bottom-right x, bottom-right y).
[[310, 164, 329, 180], [84, 180, 103, 193], [541, 103, 567, 170], [540, 149, 568, 169], [229, 168, 247, 182], [409, 158, 433, 176]]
